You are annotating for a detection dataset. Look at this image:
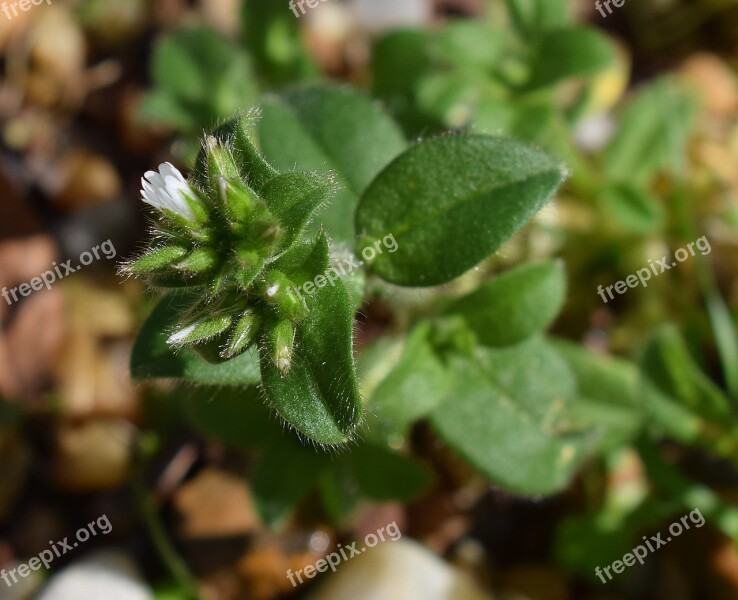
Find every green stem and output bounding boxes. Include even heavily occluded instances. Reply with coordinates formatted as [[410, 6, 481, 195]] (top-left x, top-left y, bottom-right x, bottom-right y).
[[134, 478, 201, 600], [671, 184, 738, 404]]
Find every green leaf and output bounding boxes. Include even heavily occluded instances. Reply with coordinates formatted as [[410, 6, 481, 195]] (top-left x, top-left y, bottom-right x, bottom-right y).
[[604, 79, 696, 184], [505, 0, 570, 35], [430, 347, 595, 496], [269, 232, 328, 282], [475, 336, 577, 422], [257, 84, 407, 242], [259, 256, 362, 445], [143, 27, 257, 133], [318, 443, 433, 522], [241, 0, 317, 85], [371, 29, 436, 135], [260, 172, 335, 249], [555, 495, 676, 578], [554, 340, 646, 451], [138, 91, 197, 133], [355, 135, 565, 287], [131, 293, 260, 385], [366, 323, 451, 442], [599, 183, 665, 234], [526, 26, 614, 91], [415, 70, 486, 129], [348, 443, 433, 501], [183, 386, 281, 448], [432, 20, 508, 71], [447, 260, 566, 347], [251, 438, 330, 527]]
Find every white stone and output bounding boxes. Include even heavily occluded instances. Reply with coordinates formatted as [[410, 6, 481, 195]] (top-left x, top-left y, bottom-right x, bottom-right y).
[[308, 539, 493, 600], [35, 550, 152, 600], [348, 0, 431, 33], [572, 112, 616, 152]]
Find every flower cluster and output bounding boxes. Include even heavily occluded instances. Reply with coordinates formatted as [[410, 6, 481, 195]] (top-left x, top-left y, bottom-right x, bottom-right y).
[[125, 121, 332, 372]]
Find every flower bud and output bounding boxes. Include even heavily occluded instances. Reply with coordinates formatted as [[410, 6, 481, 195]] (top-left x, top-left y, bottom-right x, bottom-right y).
[[234, 246, 265, 289], [266, 318, 294, 374], [222, 310, 261, 359], [262, 270, 308, 321], [127, 245, 189, 274], [175, 248, 218, 274], [167, 312, 234, 347], [204, 136, 240, 186], [217, 177, 259, 225]]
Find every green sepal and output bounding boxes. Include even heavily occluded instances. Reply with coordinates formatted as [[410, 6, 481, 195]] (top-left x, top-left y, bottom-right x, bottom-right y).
[[260, 172, 334, 250], [175, 247, 218, 274], [182, 189, 211, 226], [193, 337, 231, 364], [130, 292, 261, 385], [127, 245, 190, 275], [194, 111, 279, 193], [217, 177, 258, 225], [233, 246, 265, 289], [265, 318, 295, 374], [167, 311, 234, 347], [204, 135, 240, 187], [222, 310, 261, 359], [231, 110, 279, 192], [262, 270, 308, 321], [145, 271, 211, 289]]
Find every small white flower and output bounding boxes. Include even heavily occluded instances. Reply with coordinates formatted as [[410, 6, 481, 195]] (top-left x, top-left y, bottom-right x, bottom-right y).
[[141, 162, 197, 222]]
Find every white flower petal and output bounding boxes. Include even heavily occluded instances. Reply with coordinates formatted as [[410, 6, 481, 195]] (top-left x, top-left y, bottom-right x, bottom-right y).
[[139, 164, 197, 222], [167, 324, 196, 346], [160, 162, 186, 184]]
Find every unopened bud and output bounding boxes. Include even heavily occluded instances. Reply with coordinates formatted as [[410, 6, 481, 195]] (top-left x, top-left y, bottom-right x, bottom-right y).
[[167, 312, 234, 347], [234, 246, 264, 289], [222, 310, 261, 359], [127, 245, 189, 274], [217, 177, 259, 225], [262, 270, 308, 321], [266, 319, 294, 374], [204, 136, 240, 185], [248, 207, 283, 249], [175, 248, 218, 274]]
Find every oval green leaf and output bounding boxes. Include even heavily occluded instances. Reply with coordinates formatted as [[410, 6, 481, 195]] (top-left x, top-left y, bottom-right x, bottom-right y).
[[355, 135, 565, 287], [447, 260, 566, 346]]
